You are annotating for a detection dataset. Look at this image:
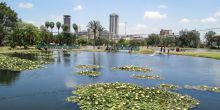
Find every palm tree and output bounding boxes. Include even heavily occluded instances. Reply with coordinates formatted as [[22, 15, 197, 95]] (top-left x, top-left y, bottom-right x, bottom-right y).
[[62, 24, 69, 32], [98, 25, 105, 37], [87, 20, 103, 46], [45, 21, 50, 29], [49, 22, 55, 32], [72, 23, 78, 35], [56, 22, 61, 34]]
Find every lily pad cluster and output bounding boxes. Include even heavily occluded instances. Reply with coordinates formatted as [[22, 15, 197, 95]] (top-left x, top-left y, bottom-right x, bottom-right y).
[[131, 74, 162, 80], [76, 70, 101, 77], [112, 65, 152, 72], [184, 85, 220, 93], [0, 55, 46, 71], [76, 65, 102, 69], [158, 84, 181, 90], [67, 83, 199, 110]]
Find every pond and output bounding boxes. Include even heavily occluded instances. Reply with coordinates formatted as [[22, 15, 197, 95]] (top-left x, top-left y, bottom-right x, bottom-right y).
[[0, 51, 220, 110]]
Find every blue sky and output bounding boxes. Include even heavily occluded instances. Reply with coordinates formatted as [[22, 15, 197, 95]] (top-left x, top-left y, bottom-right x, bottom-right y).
[[1, 0, 220, 37]]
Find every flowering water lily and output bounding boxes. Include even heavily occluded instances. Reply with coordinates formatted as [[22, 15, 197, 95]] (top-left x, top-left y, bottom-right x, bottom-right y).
[[158, 84, 181, 90], [131, 74, 162, 80], [67, 83, 199, 110], [112, 65, 152, 72], [184, 85, 220, 93], [75, 70, 101, 77], [0, 53, 50, 71], [75, 65, 102, 69]]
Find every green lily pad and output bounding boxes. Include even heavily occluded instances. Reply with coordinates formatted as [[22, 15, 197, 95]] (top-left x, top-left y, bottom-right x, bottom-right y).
[[67, 83, 199, 110], [131, 74, 162, 80], [112, 65, 152, 72], [76, 65, 102, 69], [158, 84, 181, 90], [76, 70, 101, 77], [184, 85, 220, 93], [0, 54, 48, 71]]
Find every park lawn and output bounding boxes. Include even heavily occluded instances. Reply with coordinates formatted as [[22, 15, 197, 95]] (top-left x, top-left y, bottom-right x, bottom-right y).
[[170, 52, 220, 60], [134, 48, 154, 54]]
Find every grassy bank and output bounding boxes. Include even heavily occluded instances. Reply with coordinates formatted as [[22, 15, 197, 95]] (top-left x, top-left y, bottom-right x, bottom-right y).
[[134, 48, 154, 54], [170, 52, 220, 60], [0, 46, 40, 54]]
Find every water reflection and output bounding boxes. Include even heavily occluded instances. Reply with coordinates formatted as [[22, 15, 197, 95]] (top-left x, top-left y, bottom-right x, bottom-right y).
[[0, 70, 20, 86]]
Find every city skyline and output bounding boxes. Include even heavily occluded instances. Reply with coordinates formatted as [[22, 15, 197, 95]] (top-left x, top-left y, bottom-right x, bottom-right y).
[[1, 0, 220, 38]]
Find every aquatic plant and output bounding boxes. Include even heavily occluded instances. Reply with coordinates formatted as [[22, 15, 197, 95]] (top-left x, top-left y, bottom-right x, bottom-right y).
[[76, 70, 101, 77], [184, 85, 220, 93], [76, 65, 102, 69], [67, 83, 199, 110], [131, 74, 162, 80], [0, 55, 47, 71], [158, 84, 180, 90], [112, 65, 152, 72]]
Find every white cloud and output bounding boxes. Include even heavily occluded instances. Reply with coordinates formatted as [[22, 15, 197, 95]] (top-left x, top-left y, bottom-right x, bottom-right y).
[[179, 18, 191, 24], [201, 17, 217, 23], [144, 11, 167, 20], [158, 5, 167, 9], [74, 5, 83, 11], [214, 11, 220, 17], [18, 3, 33, 9], [136, 24, 146, 28]]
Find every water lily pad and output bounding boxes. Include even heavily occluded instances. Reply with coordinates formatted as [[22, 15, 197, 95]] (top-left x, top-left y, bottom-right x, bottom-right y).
[[184, 85, 220, 93], [158, 84, 181, 90], [0, 54, 48, 71], [76, 65, 102, 69], [76, 70, 101, 77], [67, 83, 199, 110], [112, 65, 152, 72], [131, 74, 162, 80]]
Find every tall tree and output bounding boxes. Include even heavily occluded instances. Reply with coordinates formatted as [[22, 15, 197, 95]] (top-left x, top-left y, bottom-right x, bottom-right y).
[[62, 24, 69, 32], [0, 2, 18, 45], [49, 22, 54, 32], [56, 22, 61, 34], [72, 23, 78, 35], [87, 20, 103, 46], [45, 21, 50, 29], [205, 31, 216, 47]]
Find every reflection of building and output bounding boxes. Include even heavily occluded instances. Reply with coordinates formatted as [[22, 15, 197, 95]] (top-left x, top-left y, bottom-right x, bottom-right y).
[[64, 15, 71, 33], [109, 13, 119, 37], [160, 29, 173, 36]]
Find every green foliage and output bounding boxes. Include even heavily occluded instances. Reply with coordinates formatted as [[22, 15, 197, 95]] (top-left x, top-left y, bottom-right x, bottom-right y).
[[77, 37, 88, 46], [62, 24, 69, 32], [205, 31, 216, 47], [131, 74, 162, 80], [75, 70, 101, 77], [49, 22, 55, 32], [0, 2, 18, 45], [44, 21, 50, 29], [129, 39, 145, 46], [56, 22, 61, 33], [9, 21, 41, 48], [72, 23, 78, 34], [112, 65, 152, 72], [146, 34, 160, 46], [118, 38, 128, 46], [178, 30, 200, 48], [67, 83, 199, 110], [87, 20, 104, 46]]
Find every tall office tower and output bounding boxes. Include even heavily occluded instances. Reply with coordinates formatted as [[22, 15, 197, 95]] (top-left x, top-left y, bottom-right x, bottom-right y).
[[109, 13, 119, 36], [63, 15, 71, 33]]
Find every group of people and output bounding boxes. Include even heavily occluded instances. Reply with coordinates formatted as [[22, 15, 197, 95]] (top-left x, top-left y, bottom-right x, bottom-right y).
[[160, 46, 170, 54]]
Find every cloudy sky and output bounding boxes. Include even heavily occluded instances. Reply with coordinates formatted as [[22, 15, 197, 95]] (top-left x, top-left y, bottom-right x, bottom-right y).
[[1, 0, 220, 37]]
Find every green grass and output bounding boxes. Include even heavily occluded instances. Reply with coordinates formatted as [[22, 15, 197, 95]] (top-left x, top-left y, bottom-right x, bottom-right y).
[[170, 52, 220, 60], [134, 48, 154, 54]]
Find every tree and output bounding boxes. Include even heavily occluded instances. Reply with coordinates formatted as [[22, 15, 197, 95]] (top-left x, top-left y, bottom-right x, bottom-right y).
[[0, 2, 18, 45], [98, 25, 105, 37], [72, 23, 78, 34], [118, 38, 128, 46], [45, 21, 50, 29], [56, 22, 61, 34], [212, 35, 220, 48], [10, 21, 41, 48], [62, 24, 69, 32], [205, 31, 216, 47], [87, 20, 103, 46], [49, 22, 54, 32], [178, 30, 200, 48], [147, 34, 160, 46]]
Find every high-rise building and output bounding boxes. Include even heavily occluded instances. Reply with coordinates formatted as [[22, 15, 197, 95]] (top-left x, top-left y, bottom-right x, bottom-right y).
[[63, 15, 71, 33], [109, 13, 119, 36]]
